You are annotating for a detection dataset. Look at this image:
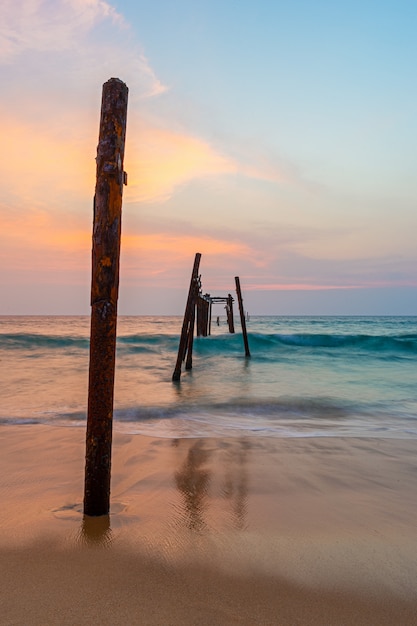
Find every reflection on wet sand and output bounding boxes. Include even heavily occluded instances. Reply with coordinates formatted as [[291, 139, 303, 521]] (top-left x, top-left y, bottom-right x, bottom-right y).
[[173, 439, 250, 532], [79, 514, 113, 546], [174, 441, 211, 531], [220, 439, 249, 530]]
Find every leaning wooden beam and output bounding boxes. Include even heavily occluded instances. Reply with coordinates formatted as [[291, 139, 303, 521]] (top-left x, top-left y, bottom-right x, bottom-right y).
[[235, 276, 251, 357], [172, 253, 202, 381], [84, 78, 129, 517], [185, 299, 196, 370]]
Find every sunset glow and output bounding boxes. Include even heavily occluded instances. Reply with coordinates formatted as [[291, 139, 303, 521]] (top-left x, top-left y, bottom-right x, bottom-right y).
[[1, 0, 417, 314]]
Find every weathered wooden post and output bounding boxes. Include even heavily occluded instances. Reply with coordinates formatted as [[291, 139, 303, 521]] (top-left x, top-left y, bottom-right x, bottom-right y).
[[235, 276, 251, 357], [208, 298, 212, 335], [185, 301, 196, 370], [203, 297, 210, 336], [197, 296, 210, 337], [226, 294, 235, 333], [196, 296, 203, 337], [84, 78, 128, 517], [173, 253, 202, 381]]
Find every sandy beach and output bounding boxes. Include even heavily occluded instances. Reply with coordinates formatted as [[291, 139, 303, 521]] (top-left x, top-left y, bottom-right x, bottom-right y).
[[1, 425, 417, 625]]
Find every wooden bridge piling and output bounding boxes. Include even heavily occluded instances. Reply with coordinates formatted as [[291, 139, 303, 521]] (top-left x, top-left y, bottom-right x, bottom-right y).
[[172, 253, 201, 381], [196, 296, 203, 337], [202, 296, 210, 337], [185, 299, 196, 370], [173, 255, 251, 380], [235, 276, 251, 357], [208, 299, 212, 335], [226, 294, 235, 333], [84, 78, 128, 517]]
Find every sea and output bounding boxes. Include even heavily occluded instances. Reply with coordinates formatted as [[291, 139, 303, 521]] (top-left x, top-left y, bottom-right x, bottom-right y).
[[1, 315, 416, 439]]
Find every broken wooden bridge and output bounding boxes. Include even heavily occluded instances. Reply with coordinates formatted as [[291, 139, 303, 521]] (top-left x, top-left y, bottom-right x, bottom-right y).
[[172, 253, 251, 381]]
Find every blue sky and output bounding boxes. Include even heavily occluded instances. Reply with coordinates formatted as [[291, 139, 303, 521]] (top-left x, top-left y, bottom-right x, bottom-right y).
[[1, 0, 416, 314]]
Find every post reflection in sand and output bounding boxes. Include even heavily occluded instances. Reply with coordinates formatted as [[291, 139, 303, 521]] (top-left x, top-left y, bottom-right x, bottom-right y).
[[220, 439, 249, 530], [173, 439, 250, 532], [78, 514, 113, 547], [174, 440, 211, 531]]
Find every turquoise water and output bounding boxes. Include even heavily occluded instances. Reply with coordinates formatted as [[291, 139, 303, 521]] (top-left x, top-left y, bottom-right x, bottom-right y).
[[1, 315, 416, 438]]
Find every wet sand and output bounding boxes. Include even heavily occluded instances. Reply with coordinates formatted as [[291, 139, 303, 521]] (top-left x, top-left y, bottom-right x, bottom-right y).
[[1, 425, 417, 625]]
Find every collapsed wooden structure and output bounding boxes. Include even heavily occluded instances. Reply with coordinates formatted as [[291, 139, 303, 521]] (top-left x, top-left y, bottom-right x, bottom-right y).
[[172, 253, 251, 381]]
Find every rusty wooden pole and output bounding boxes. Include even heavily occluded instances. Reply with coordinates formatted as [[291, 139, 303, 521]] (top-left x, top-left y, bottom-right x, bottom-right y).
[[196, 296, 203, 337], [225, 303, 230, 332], [227, 294, 235, 333], [185, 299, 196, 370], [208, 298, 212, 335], [173, 253, 201, 381], [197, 295, 209, 336], [198, 296, 209, 337], [84, 78, 128, 517], [235, 277, 251, 357], [203, 297, 210, 336]]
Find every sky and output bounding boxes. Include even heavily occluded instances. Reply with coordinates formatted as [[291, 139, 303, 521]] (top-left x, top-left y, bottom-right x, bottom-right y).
[[1, 0, 417, 315]]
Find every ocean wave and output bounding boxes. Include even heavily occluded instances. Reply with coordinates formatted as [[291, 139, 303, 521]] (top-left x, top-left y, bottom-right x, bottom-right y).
[[4, 395, 415, 439], [97, 395, 417, 439], [117, 334, 179, 354], [2, 330, 417, 357], [47, 396, 413, 426], [0, 332, 89, 350], [249, 332, 417, 354]]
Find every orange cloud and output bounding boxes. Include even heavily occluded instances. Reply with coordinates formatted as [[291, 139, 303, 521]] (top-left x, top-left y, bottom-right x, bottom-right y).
[[122, 233, 250, 259], [125, 125, 238, 203], [2, 108, 273, 215], [1, 201, 253, 277], [2, 112, 94, 208], [119, 233, 261, 289], [0, 208, 89, 275]]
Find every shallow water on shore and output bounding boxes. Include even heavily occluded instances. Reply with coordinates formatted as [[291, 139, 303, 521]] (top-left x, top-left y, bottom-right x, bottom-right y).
[[2, 426, 417, 626], [1, 315, 416, 438]]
